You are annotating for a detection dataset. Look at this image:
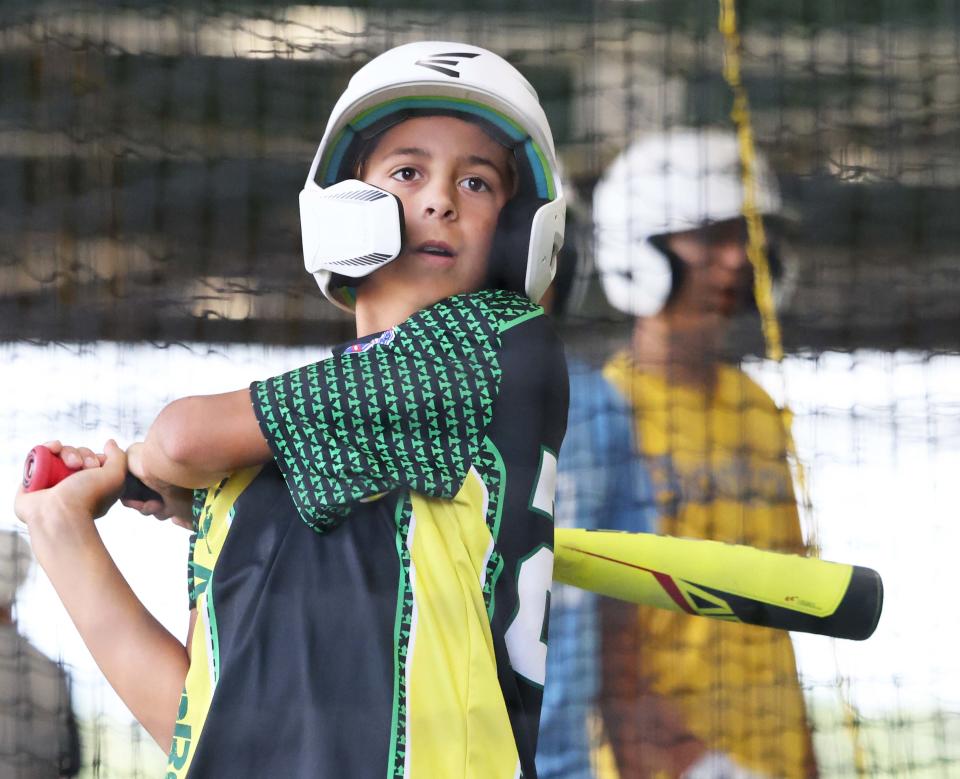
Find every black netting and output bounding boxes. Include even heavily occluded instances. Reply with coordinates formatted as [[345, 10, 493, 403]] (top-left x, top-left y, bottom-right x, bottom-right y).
[[2, 2, 958, 776]]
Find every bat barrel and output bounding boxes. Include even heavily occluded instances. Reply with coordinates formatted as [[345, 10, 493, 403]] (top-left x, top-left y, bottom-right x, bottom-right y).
[[553, 529, 885, 641], [686, 564, 883, 640]]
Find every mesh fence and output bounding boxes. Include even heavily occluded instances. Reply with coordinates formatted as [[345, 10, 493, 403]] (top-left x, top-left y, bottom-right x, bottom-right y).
[[1, 1, 959, 777]]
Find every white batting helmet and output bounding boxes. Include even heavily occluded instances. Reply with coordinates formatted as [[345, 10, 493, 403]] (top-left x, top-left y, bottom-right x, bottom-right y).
[[593, 129, 783, 317], [299, 41, 566, 311]]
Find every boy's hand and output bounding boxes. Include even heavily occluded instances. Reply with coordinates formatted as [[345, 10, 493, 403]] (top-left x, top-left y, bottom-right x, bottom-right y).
[[124, 442, 194, 530], [15, 439, 126, 526], [53, 440, 106, 472]]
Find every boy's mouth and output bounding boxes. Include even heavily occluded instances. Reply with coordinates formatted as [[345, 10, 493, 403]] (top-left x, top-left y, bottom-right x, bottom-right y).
[[417, 241, 456, 258]]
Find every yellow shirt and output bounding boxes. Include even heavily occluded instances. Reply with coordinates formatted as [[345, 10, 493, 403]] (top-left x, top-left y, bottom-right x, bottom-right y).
[[604, 352, 815, 778]]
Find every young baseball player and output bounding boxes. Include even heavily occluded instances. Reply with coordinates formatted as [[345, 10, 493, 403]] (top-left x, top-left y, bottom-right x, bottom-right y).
[[16, 41, 568, 779], [590, 129, 815, 778]]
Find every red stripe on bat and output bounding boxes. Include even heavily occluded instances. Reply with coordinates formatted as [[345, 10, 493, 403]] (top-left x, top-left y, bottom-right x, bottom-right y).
[[566, 546, 697, 615]]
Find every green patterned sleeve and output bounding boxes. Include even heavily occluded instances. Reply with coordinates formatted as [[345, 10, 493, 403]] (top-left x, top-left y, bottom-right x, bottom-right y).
[[250, 292, 533, 533]]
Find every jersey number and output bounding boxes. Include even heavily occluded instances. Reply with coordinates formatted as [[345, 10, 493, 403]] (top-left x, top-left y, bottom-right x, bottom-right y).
[[504, 545, 553, 687]]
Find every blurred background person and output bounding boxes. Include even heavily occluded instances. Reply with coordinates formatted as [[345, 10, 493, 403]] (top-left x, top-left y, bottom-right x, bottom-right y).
[[590, 129, 817, 778], [0, 529, 81, 779]]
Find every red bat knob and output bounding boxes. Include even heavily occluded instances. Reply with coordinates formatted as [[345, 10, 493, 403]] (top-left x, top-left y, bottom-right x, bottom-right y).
[[23, 445, 78, 492]]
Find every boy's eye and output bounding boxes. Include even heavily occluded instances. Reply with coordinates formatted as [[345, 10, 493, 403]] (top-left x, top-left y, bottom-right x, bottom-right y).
[[462, 176, 491, 193], [391, 167, 420, 182]]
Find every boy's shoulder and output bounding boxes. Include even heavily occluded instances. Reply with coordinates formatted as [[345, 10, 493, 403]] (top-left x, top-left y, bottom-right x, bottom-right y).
[[407, 290, 544, 336], [379, 291, 558, 374], [463, 289, 543, 331]]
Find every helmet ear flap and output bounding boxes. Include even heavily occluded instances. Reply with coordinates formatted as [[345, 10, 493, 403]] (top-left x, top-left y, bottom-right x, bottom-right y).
[[648, 235, 686, 311], [595, 230, 675, 318], [486, 197, 547, 298]]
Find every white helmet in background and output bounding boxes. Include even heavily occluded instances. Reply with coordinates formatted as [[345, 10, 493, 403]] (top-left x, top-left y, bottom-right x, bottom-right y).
[[593, 129, 783, 317], [300, 41, 566, 311]]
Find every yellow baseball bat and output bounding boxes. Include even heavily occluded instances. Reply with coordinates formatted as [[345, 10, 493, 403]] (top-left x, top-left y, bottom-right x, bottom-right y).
[[553, 528, 883, 640]]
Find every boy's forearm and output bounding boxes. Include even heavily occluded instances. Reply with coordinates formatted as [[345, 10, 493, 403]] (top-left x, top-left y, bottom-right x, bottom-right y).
[[27, 507, 188, 749], [139, 389, 273, 489]]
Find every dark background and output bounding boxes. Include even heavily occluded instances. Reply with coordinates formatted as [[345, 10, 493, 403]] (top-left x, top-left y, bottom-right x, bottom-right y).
[[2, 0, 958, 352]]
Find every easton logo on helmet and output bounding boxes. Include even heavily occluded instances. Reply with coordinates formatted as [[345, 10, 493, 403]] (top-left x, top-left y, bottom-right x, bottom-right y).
[[414, 51, 480, 78]]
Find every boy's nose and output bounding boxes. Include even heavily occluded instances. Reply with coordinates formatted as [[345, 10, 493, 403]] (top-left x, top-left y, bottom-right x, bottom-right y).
[[421, 181, 458, 220], [711, 238, 750, 270]]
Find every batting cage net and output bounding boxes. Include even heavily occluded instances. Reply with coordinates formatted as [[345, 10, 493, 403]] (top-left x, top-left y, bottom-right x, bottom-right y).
[[2, 1, 959, 777]]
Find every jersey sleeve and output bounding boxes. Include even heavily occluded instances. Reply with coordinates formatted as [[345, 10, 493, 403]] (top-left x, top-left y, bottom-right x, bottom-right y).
[[250, 291, 537, 533]]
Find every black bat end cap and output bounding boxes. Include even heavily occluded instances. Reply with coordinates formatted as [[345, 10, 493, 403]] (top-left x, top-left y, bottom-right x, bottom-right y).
[[830, 565, 884, 641]]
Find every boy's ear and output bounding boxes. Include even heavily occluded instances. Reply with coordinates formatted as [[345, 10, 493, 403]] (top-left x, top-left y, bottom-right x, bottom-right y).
[[486, 198, 548, 297]]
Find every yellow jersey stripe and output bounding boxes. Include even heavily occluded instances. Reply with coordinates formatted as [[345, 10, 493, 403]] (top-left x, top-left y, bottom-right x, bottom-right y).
[[405, 470, 519, 778], [167, 466, 261, 779]]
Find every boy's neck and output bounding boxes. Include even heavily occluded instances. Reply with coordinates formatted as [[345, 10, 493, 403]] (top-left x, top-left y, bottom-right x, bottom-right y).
[[629, 311, 727, 391], [354, 285, 433, 338]]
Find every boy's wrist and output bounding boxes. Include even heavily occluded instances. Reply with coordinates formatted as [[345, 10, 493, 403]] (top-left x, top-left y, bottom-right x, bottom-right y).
[[125, 442, 150, 483], [128, 441, 174, 493], [20, 493, 97, 551]]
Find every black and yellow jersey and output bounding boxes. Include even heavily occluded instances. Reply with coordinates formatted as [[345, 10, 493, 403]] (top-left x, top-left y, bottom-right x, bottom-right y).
[[165, 290, 568, 779]]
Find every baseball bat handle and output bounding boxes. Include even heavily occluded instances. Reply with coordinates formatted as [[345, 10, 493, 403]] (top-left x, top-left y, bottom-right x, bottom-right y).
[[22, 445, 163, 503]]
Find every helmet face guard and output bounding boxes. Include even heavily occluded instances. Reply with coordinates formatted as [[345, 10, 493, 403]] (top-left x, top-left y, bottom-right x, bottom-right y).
[[299, 42, 566, 312], [299, 179, 403, 279], [593, 129, 785, 318]]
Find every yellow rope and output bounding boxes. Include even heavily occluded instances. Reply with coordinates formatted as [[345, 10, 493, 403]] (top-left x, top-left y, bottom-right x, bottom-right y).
[[718, 0, 783, 363], [717, 1, 867, 774], [717, 0, 817, 549]]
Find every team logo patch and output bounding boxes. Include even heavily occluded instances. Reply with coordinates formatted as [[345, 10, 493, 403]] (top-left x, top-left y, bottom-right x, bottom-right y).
[[345, 327, 396, 354]]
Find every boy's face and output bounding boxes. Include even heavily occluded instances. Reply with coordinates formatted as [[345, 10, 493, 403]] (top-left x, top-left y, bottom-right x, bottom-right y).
[[664, 217, 755, 319], [358, 116, 515, 308]]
